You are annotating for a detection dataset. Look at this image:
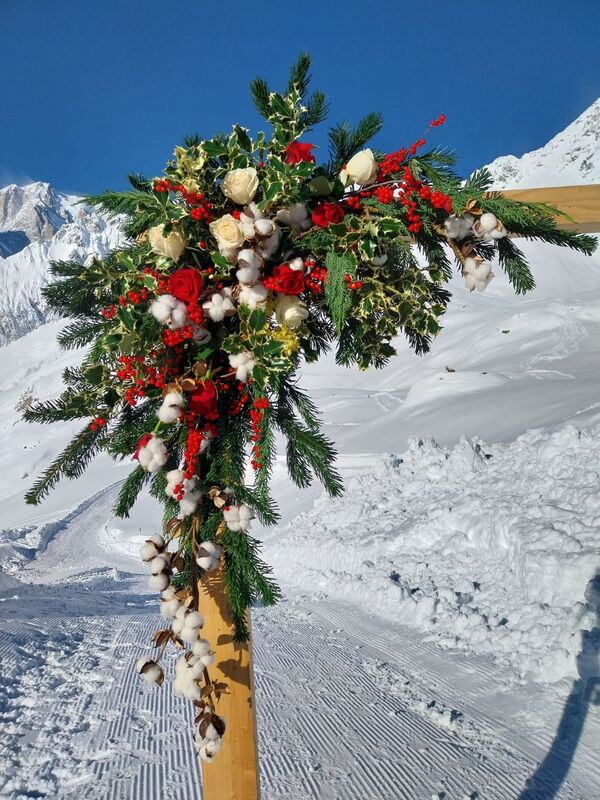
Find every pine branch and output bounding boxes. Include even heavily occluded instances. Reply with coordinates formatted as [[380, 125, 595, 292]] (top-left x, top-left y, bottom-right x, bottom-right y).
[[496, 238, 535, 294], [327, 112, 384, 174], [23, 393, 94, 424], [300, 91, 328, 130], [250, 76, 271, 119], [25, 426, 105, 505], [114, 466, 150, 518], [286, 52, 311, 98], [57, 318, 105, 350]]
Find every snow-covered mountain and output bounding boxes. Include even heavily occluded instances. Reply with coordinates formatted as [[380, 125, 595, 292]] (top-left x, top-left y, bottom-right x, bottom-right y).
[[0, 182, 123, 344], [488, 97, 600, 188]]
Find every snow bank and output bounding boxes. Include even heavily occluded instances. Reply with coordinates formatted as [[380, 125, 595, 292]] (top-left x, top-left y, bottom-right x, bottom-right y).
[[268, 424, 600, 683]]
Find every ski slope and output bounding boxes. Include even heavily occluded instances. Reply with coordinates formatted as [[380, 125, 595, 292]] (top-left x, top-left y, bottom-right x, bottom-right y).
[[2, 239, 600, 798]]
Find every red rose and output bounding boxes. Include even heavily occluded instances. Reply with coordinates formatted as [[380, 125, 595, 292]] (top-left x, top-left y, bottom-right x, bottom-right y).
[[311, 203, 345, 228], [134, 433, 153, 460], [285, 141, 316, 165], [168, 268, 203, 306], [189, 380, 219, 420], [272, 264, 305, 295]]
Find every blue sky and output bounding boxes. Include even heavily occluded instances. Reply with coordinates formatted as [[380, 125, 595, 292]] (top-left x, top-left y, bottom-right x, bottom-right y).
[[1, 0, 599, 194]]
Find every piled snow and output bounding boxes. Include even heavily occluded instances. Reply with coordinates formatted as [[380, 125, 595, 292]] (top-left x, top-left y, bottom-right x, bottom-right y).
[[0, 182, 123, 344], [487, 97, 600, 188], [268, 427, 600, 683]]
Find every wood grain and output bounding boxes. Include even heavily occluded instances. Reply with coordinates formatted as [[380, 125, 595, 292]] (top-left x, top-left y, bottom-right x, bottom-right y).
[[198, 571, 260, 800]]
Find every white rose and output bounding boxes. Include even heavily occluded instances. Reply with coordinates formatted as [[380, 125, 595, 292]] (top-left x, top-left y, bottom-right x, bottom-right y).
[[209, 214, 245, 262], [275, 295, 309, 330], [148, 224, 187, 262], [340, 148, 378, 187], [221, 167, 259, 205]]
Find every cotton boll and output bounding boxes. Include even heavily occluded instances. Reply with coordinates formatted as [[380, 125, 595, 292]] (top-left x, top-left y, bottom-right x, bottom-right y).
[[196, 541, 221, 572], [136, 656, 152, 672], [169, 303, 189, 329], [201, 652, 215, 667], [479, 212, 498, 233], [236, 264, 260, 285], [158, 392, 184, 424], [277, 203, 311, 231], [149, 573, 170, 591], [198, 742, 219, 762], [256, 226, 281, 259], [137, 448, 153, 468], [136, 657, 164, 686], [180, 626, 200, 644], [147, 533, 165, 548], [488, 222, 507, 239], [228, 352, 256, 382], [149, 296, 174, 324], [150, 555, 170, 575], [238, 282, 268, 310], [288, 257, 305, 272], [179, 489, 202, 517], [463, 257, 478, 276], [192, 639, 212, 657], [238, 248, 263, 270], [186, 611, 204, 629], [464, 273, 477, 291], [203, 291, 236, 322], [140, 542, 159, 562], [172, 617, 184, 635], [254, 218, 276, 237], [141, 664, 164, 685], [160, 597, 180, 619]]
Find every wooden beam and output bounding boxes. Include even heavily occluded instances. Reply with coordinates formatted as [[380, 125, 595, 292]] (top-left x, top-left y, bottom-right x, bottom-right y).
[[199, 571, 260, 800], [497, 184, 600, 233]]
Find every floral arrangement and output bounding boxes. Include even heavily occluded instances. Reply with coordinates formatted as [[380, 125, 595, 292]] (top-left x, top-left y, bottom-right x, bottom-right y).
[[24, 55, 596, 762]]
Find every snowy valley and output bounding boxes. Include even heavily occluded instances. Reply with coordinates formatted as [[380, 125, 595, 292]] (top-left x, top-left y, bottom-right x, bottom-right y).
[[1, 100, 600, 799]]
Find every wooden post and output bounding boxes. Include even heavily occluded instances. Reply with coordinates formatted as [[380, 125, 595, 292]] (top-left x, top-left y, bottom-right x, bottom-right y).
[[198, 569, 260, 800], [497, 184, 600, 233]]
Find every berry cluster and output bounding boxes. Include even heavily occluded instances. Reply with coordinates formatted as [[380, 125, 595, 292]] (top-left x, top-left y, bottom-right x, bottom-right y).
[[344, 274, 363, 292], [305, 263, 327, 295], [250, 397, 269, 470], [163, 326, 195, 346], [89, 417, 107, 431]]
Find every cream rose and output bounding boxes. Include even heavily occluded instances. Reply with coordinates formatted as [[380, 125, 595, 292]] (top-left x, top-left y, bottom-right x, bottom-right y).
[[221, 167, 259, 205], [147, 224, 187, 262], [340, 148, 378, 187], [209, 214, 245, 262], [275, 295, 309, 330]]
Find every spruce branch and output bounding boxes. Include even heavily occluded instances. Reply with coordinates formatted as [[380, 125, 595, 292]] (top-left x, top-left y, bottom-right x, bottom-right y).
[[114, 466, 150, 518], [25, 426, 105, 505], [327, 112, 384, 174]]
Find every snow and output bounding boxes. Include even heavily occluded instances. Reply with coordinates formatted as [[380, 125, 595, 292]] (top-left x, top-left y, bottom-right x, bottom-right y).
[[487, 98, 600, 189], [0, 182, 123, 345], [1, 103, 600, 798]]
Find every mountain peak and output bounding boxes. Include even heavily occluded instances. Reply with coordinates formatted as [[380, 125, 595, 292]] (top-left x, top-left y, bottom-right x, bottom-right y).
[[487, 98, 600, 189]]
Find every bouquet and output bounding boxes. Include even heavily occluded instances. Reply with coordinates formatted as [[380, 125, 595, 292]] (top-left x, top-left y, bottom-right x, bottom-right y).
[[25, 54, 596, 762]]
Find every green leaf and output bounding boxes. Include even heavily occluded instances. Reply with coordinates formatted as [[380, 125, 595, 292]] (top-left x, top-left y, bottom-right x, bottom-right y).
[[202, 140, 228, 158], [248, 309, 266, 332], [270, 92, 290, 117], [234, 125, 253, 152], [263, 181, 283, 203], [84, 365, 105, 386]]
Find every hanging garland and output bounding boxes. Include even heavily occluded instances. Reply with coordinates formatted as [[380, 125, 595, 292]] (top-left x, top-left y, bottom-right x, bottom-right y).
[[24, 55, 596, 762]]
